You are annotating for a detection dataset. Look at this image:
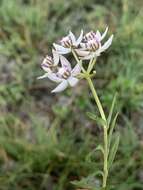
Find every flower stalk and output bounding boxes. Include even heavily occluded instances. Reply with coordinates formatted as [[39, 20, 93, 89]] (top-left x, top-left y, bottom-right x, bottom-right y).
[[83, 66, 109, 188]]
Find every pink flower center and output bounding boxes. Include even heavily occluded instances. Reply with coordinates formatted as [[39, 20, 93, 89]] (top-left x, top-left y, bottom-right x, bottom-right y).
[[60, 36, 72, 48], [83, 31, 96, 42], [42, 56, 54, 68], [85, 39, 100, 51], [57, 67, 71, 79]]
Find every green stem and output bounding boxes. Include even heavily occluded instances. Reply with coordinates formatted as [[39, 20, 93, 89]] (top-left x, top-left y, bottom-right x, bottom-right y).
[[86, 76, 108, 188], [103, 127, 108, 188], [72, 49, 109, 188], [87, 58, 96, 74], [87, 58, 94, 73], [71, 49, 86, 73], [71, 49, 79, 63], [86, 77, 106, 121]]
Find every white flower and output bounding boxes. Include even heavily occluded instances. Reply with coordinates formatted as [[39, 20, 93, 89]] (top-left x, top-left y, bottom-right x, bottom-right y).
[[38, 55, 81, 93], [76, 27, 113, 60], [53, 30, 83, 54], [83, 27, 108, 42], [38, 49, 59, 79]]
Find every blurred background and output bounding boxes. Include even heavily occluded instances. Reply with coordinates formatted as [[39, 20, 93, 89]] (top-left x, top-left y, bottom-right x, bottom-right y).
[[0, 0, 143, 189]]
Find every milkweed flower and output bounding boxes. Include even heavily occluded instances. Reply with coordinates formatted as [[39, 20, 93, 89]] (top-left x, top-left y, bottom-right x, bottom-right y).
[[53, 30, 83, 54], [83, 27, 108, 42], [51, 56, 81, 93], [38, 26, 114, 93], [38, 50, 59, 79], [38, 55, 81, 93], [76, 27, 113, 60]]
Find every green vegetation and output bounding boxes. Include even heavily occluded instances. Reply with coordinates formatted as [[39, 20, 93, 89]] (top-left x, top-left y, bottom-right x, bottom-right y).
[[0, 0, 143, 189]]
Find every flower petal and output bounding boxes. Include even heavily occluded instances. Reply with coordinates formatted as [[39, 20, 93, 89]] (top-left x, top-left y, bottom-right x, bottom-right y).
[[69, 31, 76, 44], [100, 34, 113, 52], [95, 50, 101, 57], [68, 77, 79, 87], [75, 30, 83, 46], [52, 80, 68, 93], [71, 63, 81, 76], [101, 27, 108, 40], [37, 73, 49, 79], [38, 72, 62, 82], [81, 53, 95, 60], [75, 49, 90, 57], [52, 49, 59, 65], [96, 30, 102, 41], [47, 73, 63, 83], [41, 63, 51, 72], [80, 42, 86, 48], [53, 43, 71, 54], [60, 55, 72, 71]]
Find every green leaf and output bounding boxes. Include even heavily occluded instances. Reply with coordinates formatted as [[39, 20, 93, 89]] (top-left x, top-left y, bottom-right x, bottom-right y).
[[86, 145, 104, 162], [108, 133, 120, 169], [92, 170, 104, 178], [95, 145, 104, 154], [71, 177, 92, 189], [107, 93, 117, 127], [87, 112, 107, 127], [71, 172, 103, 190], [108, 112, 119, 149], [71, 180, 91, 189]]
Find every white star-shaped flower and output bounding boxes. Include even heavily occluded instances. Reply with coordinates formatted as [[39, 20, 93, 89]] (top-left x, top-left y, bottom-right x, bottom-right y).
[[53, 30, 83, 54], [38, 55, 81, 93], [76, 27, 113, 60], [38, 49, 59, 79]]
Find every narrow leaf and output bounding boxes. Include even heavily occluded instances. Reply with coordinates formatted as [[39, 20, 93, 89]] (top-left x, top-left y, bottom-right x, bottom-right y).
[[107, 93, 117, 127], [71, 178, 89, 187], [92, 170, 104, 178], [108, 112, 119, 149], [86, 145, 104, 162], [87, 112, 107, 127], [71, 174, 102, 189], [95, 145, 104, 154], [108, 133, 120, 169]]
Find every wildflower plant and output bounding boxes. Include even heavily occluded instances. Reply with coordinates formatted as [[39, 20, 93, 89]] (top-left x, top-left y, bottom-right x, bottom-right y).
[[38, 27, 120, 189]]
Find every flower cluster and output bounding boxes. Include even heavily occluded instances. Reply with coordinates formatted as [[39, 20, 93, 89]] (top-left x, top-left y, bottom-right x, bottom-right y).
[[38, 27, 113, 93]]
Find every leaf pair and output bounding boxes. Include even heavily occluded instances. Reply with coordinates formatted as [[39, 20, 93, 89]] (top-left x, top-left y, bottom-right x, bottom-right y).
[[86, 112, 107, 128], [87, 93, 120, 172], [87, 93, 118, 130], [86, 144, 104, 162], [71, 172, 104, 190]]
